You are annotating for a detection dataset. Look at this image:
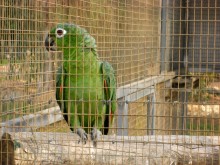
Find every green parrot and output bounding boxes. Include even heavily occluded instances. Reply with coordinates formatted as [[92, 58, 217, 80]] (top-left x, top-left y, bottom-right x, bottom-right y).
[[45, 23, 116, 146]]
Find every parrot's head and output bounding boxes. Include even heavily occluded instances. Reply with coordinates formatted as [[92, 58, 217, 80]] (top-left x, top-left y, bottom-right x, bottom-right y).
[[45, 23, 97, 58]]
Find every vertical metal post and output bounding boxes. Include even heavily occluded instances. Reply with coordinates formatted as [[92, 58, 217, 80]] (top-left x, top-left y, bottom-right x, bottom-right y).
[[147, 88, 156, 135], [151, 91, 156, 135], [184, 0, 189, 74], [117, 97, 128, 136], [160, 0, 167, 73], [147, 95, 151, 135], [180, 90, 188, 134]]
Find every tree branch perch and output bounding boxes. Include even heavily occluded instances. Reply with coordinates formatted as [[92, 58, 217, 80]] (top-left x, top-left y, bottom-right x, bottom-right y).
[[0, 132, 219, 165]]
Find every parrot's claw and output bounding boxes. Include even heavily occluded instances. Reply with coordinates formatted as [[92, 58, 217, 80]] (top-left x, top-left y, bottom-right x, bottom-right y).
[[76, 128, 88, 144], [90, 127, 102, 147]]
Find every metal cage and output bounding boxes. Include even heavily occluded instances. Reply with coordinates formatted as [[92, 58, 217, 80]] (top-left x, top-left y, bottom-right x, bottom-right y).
[[0, 0, 219, 164]]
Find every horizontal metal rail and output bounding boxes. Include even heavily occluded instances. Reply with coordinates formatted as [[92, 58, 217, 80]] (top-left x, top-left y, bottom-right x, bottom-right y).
[[1, 72, 175, 134]]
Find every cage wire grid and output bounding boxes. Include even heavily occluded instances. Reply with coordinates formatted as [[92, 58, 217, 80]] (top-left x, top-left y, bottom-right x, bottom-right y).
[[0, 0, 220, 164]]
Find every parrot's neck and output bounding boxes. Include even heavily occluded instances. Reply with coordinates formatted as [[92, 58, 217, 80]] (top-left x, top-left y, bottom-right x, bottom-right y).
[[62, 49, 100, 74]]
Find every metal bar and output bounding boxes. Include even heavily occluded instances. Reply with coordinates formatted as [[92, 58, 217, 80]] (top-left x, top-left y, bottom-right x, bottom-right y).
[[126, 87, 155, 103], [160, 0, 167, 72], [0, 106, 62, 132], [151, 89, 156, 135], [117, 72, 175, 99], [117, 97, 128, 136]]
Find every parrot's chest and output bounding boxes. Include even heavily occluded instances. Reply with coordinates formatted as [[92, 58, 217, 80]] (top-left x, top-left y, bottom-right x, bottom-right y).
[[65, 74, 103, 101], [63, 75, 104, 116]]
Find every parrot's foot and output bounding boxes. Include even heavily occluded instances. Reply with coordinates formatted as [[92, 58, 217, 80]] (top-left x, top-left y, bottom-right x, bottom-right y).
[[90, 127, 102, 147], [76, 128, 88, 144]]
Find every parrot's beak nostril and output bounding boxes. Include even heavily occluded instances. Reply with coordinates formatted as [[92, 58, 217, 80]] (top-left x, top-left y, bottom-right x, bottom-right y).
[[45, 35, 50, 51]]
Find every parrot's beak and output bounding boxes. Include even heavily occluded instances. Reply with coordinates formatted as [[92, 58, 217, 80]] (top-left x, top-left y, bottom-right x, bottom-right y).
[[45, 34, 56, 51]]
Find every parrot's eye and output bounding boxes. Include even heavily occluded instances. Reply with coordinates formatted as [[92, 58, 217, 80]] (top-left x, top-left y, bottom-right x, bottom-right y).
[[56, 28, 67, 38]]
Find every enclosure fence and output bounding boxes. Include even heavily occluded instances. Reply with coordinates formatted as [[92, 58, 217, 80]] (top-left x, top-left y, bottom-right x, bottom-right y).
[[0, 0, 220, 164]]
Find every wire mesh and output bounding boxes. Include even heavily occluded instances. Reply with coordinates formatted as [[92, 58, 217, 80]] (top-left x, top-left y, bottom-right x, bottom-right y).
[[0, 0, 220, 164]]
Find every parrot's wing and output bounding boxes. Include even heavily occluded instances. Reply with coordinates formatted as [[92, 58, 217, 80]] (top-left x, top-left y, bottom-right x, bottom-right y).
[[101, 61, 117, 134], [56, 66, 68, 122]]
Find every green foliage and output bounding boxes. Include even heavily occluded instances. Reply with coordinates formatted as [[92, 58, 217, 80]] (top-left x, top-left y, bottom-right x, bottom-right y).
[[186, 117, 220, 136], [0, 59, 9, 65], [188, 73, 218, 102]]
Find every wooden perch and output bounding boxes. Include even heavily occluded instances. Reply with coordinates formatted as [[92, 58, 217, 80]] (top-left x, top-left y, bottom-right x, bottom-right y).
[[1, 132, 219, 165]]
